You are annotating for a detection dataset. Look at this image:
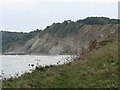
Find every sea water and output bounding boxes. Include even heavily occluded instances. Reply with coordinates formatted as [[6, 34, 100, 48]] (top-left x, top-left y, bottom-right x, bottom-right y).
[[0, 55, 75, 79]]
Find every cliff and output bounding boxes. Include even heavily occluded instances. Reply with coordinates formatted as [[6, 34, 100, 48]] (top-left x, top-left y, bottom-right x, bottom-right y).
[[2, 17, 119, 55]]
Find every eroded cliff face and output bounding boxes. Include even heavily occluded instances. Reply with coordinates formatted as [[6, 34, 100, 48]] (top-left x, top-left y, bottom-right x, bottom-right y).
[[4, 24, 118, 55]]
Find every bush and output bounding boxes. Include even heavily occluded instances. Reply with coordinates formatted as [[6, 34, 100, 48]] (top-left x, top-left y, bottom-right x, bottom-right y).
[[36, 66, 45, 71]]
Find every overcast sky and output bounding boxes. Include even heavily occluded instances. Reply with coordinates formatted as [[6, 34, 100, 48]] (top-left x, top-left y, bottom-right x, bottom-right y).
[[0, 0, 119, 32]]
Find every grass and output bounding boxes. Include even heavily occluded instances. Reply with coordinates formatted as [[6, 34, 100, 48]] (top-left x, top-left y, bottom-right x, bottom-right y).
[[2, 36, 119, 88]]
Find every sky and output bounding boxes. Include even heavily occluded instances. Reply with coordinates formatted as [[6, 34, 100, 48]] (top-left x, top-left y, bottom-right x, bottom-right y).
[[0, 0, 119, 32]]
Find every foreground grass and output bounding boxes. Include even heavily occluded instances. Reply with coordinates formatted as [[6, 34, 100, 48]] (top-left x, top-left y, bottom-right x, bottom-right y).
[[3, 37, 119, 88]]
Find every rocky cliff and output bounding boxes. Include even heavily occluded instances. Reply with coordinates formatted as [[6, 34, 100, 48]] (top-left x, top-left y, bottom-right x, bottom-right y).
[[4, 24, 118, 55], [2, 17, 119, 55]]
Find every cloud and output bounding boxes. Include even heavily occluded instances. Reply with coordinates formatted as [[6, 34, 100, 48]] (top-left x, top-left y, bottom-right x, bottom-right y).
[[0, 0, 118, 10], [0, 0, 38, 10], [34, 0, 119, 3]]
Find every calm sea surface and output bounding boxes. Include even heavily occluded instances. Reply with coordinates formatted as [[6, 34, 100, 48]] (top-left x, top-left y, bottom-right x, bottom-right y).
[[0, 55, 75, 79]]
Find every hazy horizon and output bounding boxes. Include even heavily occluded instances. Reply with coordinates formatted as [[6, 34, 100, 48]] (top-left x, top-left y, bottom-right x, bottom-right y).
[[0, 0, 119, 32]]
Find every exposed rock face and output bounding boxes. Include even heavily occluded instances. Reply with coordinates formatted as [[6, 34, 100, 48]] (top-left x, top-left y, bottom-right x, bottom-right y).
[[5, 24, 118, 55]]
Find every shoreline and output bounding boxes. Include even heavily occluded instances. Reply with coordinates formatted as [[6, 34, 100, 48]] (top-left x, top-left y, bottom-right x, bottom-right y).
[[1, 55, 76, 79]]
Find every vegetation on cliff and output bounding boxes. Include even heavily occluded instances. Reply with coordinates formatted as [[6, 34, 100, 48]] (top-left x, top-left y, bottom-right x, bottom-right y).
[[3, 36, 119, 88], [1, 17, 119, 54], [2, 30, 42, 52]]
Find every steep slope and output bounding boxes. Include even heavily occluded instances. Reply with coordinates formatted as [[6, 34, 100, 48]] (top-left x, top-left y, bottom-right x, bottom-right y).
[[2, 17, 119, 55], [3, 35, 119, 88], [7, 24, 118, 55], [2, 30, 42, 53]]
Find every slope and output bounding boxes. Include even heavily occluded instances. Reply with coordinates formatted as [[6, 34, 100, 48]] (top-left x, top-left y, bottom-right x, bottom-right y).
[[3, 35, 119, 88]]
